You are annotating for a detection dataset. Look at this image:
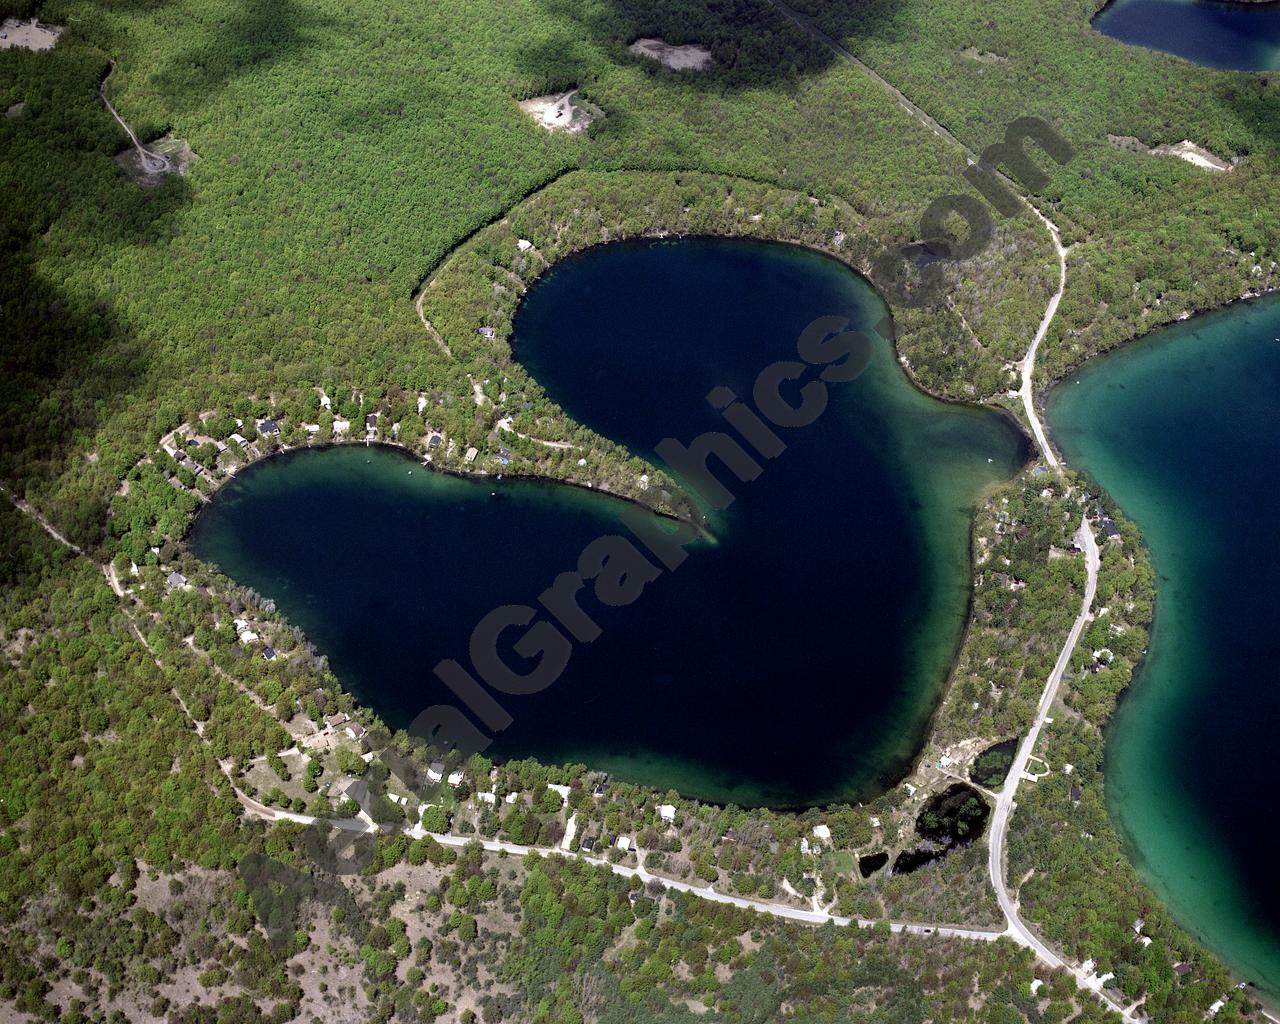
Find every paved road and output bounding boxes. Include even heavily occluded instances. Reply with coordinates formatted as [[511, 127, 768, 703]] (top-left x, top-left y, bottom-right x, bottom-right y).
[[1018, 208, 1067, 467], [236, 787, 1004, 941], [984, 518, 1130, 1017]]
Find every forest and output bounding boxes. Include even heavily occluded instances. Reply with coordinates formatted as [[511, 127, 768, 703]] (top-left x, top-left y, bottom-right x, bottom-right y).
[[2, 0, 1278, 1017]]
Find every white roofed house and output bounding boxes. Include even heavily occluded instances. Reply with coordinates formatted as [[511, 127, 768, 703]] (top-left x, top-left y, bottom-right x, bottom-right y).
[[427, 762, 445, 783], [447, 769, 464, 787], [615, 835, 632, 853], [658, 803, 676, 824]]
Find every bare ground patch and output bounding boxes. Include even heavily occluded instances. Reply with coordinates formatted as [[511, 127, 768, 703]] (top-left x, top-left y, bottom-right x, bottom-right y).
[[1108, 134, 1234, 172], [628, 37, 713, 71], [115, 134, 199, 186], [0, 18, 63, 51], [518, 89, 600, 133], [958, 46, 1008, 63]]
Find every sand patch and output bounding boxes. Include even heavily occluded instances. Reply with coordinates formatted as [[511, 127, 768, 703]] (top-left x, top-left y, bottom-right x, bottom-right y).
[[628, 37, 713, 71], [115, 134, 199, 186], [1108, 134, 1232, 172], [519, 88, 600, 133], [0, 18, 63, 51], [958, 46, 1008, 63], [1151, 140, 1232, 172]]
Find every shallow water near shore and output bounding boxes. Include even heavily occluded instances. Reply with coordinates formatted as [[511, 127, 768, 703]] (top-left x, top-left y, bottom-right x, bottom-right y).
[[190, 238, 1026, 806], [1093, 0, 1280, 70], [1048, 295, 1280, 996]]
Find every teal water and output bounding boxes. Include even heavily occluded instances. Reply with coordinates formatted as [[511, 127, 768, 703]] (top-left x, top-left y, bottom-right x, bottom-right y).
[[1093, 0, 1280, 70], [190, 238, 1027, 806], [1048, 296, 1280, 996]]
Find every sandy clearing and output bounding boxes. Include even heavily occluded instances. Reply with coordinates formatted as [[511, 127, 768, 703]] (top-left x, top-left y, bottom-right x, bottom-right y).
[[519, 88, 598, 133], [1108, 134, 1232, 172], [0, 18, 62, 51], [1151, 140, 1233, 172], [628, 37, 713, 70]]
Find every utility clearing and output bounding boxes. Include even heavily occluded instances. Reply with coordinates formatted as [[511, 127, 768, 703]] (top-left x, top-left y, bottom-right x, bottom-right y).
[[0, 17, 63, 51], [628, 38, 713, 70]]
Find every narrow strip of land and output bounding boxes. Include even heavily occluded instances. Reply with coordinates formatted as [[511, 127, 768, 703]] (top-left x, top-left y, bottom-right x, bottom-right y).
[[987, 517, 1123, 1014]]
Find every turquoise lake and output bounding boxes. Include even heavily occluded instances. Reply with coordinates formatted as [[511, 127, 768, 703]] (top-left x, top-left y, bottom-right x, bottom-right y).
[[1093, 0, 1280, 70], [190, 238, 1027, 807], [1048, 296, 1280, 997]]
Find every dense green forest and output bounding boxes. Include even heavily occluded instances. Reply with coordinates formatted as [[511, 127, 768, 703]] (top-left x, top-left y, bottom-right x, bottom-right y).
[[3, 0, 1279, 1017]]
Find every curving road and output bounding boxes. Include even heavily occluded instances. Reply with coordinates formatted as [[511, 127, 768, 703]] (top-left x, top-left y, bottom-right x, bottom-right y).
[[985, 517, 1128, 1015], [236, 787, 1003, 940], [1018, 208, 1067, 467]]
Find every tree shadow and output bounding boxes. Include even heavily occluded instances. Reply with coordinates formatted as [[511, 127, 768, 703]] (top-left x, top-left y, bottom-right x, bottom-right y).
[[142, 0, 336, 113], [509, 0, 909, 96], [1218, 73, 1280, 163]]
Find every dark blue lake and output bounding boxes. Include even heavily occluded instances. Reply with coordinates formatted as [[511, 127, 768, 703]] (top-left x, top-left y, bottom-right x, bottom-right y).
[[190, 239, 1027, 806], [1094, 0, 1280, 70], [1049, 295, 1280, 997]]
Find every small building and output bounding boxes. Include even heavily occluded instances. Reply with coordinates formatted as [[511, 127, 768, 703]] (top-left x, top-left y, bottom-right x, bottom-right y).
[[345, 721, 366, 740], [229, 433, 248, 447], [365, 413, 378, 432], [427, 762, 445, 783], [477, 326, 496, 339], [428, 433, 442, 449], [166, 571, 188, 590], [800, 838, 811, 855], [547, 783, 570, 803], [615, 835, 632, 853], [258, 419, 280, 436], [447, 769, 464, 786], [238, 628, 259, 644], [580, 836, 595, 852], [812, 823, 831, 841], [333, 418, 350, 435], [464, 446, 479, 464], [658, 804, 676, 824], [477, 791, 497, 805], [1070, 785, 1083, 803], [516, 238, 534, 252], [326, 713, 351, 731], [261, 646, 277, 661], [1173, 962, 1193, 978]]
